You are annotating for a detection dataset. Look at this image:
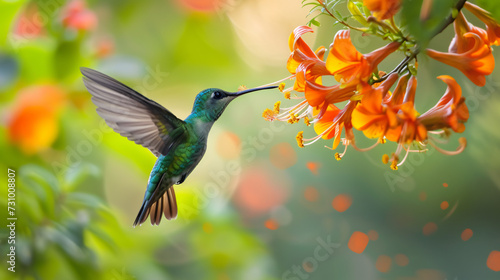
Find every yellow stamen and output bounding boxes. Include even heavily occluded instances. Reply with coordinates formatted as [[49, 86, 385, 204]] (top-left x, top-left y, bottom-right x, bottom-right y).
[[390, 154, 399, 170], [334, 152, 342, 161], [350, 94, 363, 101], [296, 131, 304, 148], [380, 137, 387, 144], [262, 109, 276, 121], [390, 161, 398, 170], [284, 91, 291, 99], [273, 101, 281, 114], [382, 154, 389, 164], [288, 113, 299, 124], [304, 116, 311, 126], [278, 83, 286, 92]]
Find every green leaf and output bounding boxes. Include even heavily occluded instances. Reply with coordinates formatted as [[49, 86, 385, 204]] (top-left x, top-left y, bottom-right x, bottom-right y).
[[66, 192, 104, 209], [20, 164, 60, 193], [45, 226, 86, 261], [19, 164, 60, 217], [63, 163, 100, 191], [18, 194, 44, 223], [310, 18, 321, 27]]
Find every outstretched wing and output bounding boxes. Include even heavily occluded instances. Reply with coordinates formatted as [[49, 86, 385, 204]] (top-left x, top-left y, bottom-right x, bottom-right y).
[[81, 67, 187, 157]]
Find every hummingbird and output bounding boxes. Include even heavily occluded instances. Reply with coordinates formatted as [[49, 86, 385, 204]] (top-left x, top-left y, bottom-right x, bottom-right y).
[[80, 67, 276, 226]]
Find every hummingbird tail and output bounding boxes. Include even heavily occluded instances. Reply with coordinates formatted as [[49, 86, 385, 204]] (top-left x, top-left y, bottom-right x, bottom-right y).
[[133, 185, 178, 227]]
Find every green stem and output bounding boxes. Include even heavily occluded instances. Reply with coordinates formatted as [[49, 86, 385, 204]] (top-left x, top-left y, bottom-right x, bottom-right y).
[[376, 0, 467, 84], [430, 0, 467, 38], [317, 0, 366, 32]]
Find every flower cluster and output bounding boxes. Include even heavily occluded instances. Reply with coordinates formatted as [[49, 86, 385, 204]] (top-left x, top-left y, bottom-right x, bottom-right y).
[[7, 85, 66, 154], [6, 0, 100, 156], [61, 0, 98, 31], [263, 0, 498, 169]]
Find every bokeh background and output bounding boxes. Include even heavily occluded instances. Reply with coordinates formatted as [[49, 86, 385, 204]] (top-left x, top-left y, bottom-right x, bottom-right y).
[[1, 0, 500, 279]]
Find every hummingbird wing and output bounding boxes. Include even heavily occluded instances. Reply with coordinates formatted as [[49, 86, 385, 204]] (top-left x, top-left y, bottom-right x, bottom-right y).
[[81, 67, 187, 157]]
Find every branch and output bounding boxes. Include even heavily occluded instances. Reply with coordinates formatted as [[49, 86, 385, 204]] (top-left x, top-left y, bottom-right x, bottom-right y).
[[376, 0, 468, 84], [430, 0, 467, 38]]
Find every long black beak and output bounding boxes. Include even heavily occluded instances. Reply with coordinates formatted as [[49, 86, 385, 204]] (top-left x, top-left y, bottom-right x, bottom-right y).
[[227, 85, 278, 97]]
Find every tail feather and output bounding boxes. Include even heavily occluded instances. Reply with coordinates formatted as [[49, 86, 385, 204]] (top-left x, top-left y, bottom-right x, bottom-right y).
[[164, 186, 178, 219], [133, 185, 178, 227], [133, 199, 150, 227], [138, 207, 150, 225], [150, 194, 164, 225]]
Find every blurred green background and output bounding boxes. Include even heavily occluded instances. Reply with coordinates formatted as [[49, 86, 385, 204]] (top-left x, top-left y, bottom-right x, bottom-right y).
[[1, 0, 500, 279]]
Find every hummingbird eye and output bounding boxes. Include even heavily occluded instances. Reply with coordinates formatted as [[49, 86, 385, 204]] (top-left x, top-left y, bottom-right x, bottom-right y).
[[212, 91, 223, 99]]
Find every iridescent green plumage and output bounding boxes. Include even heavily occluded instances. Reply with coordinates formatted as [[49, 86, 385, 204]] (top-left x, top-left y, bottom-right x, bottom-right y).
[[81, 67, 276, 226]]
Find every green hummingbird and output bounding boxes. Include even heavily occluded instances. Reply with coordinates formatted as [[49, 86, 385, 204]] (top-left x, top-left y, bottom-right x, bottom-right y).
[[81, 67, 276, 226]]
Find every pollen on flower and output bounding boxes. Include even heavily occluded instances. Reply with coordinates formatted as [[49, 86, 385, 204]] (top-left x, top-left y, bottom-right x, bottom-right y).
[[388, 154, 399, 170], [335, 152, 342, 161], [296, 131, 304, 148], [350, 94, 363, 101], [278, 83, 286, 92], [262, 0, 498, 168], [390, 161, 398, 170], [273, 101, 281, 114], [382, 154, 389, 164], [262, 109, 277, 121], [288, 113, 299, 124], [304, 116, 311, 126]]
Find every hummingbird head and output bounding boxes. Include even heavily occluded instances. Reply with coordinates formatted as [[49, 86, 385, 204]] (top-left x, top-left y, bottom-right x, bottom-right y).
[[190, 86, 277, 122]]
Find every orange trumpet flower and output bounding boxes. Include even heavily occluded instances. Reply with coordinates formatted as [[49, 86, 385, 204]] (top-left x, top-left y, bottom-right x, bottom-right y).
[[313, 101, 357, 150], [449, 12, 489, 53], [427, 31, 494, 87], [304, 81, 356, 107], [363, 0, 401, 20], [7, 85, 65, 154], [465, 1, 500, 46], [418, 75, 469, 133], [326, 30, 400, 86], [351, 73, 399, 139], [287, 26, 329, 91]]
